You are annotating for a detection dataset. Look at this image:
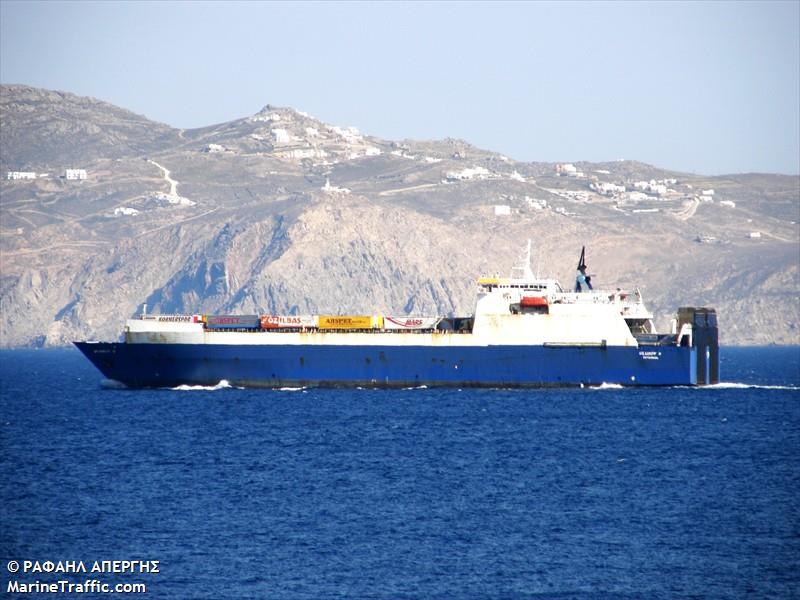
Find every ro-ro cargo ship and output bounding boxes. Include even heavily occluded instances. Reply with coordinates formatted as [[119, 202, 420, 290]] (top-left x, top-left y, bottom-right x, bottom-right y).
[[75, 246, 719, 388]]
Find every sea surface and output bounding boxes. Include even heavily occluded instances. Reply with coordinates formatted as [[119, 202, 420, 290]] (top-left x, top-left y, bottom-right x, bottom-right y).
[[1, 346, 798, 599]]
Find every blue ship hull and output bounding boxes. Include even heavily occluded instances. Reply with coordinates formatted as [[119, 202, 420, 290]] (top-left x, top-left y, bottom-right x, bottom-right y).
[[74, 342, 704, 388]]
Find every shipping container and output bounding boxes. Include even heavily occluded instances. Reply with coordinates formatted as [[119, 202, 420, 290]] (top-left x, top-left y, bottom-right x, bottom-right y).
[[318, 315, 377, 330], [383, 316, 440, 330], [260, 315, 318, 329], [205, 315, 261, 329]]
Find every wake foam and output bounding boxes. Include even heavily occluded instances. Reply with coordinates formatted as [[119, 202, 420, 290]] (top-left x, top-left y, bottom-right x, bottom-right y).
[[171, 380, 234, 391], [276, 386, 306, 391], [699, 382, 799, 391], [591, 382, 624, 390], [585, 381, 798, 391]]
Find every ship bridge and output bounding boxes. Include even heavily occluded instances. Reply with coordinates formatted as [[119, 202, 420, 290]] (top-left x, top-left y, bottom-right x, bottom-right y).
[[473, 242, 657, 344]]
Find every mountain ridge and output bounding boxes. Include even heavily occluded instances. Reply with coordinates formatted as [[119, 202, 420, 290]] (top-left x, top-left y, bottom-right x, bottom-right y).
[[1, 84, 798, 347]]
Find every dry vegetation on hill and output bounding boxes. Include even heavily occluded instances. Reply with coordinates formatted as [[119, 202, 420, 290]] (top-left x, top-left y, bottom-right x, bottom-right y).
[[1, 85, 798, 346]]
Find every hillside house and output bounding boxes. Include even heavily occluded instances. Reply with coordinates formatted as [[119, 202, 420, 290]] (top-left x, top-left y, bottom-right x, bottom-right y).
[[445, 166, 491, 181], [7, 171, 36, 180], [627, 191, 650, 202], [525, 196, 547, 210], [633, 180, 667, 195], [275, 147, 326, 160], [251, 112, 281, 123], [331, 126, 362, 142], [591, 181, 625, 196], [322, 177, 350, 195], [114, 207, 140, 216], [556, 163, 577, 176], [272, 129, 291, 144], [65, 169, 87, 180]]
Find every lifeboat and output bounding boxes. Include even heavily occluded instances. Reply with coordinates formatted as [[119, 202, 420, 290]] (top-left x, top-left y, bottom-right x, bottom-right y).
[[520, 296, 548, 308]]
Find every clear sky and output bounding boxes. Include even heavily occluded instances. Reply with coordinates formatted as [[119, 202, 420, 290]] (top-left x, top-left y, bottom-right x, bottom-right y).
[[1, 0, 798, 175]]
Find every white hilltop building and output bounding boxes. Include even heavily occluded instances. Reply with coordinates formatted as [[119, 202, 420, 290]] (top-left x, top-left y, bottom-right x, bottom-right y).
[[113, 207, 140, 216], [591, 181, 625, 196], [331, 126, 362, 142], [494, 205, 511, 216], [65, 169, 87, 180], [556, 163, 583, 177], [7, 171, 36, 180], [275, 147, 327, 160], [150, 191, 195, 207], [719, 200, 736, 208], [203, 143, 226, 153], [556, 163, 577, 175], [509, 170, 525, 182], [321, 177, 350, 195], [445, 166, 492, 182], [627, 191, 650, 202], [272, 128, 291, 144], [525, 196, 547, 210], [251, 111, 282, 123], [633, 180, 667, 196]]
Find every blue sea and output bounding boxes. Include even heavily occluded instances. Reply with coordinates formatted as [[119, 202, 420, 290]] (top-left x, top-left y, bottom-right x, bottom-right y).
[[1, 347, 798, 599]]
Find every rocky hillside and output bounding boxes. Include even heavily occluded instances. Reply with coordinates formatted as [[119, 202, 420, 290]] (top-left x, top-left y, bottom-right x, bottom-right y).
[[1, 84, 798, 346]]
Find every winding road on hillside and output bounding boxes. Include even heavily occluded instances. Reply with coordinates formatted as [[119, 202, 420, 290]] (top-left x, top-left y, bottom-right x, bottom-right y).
[[674, 197, 700, 221], [147, 159, 180, 197]]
